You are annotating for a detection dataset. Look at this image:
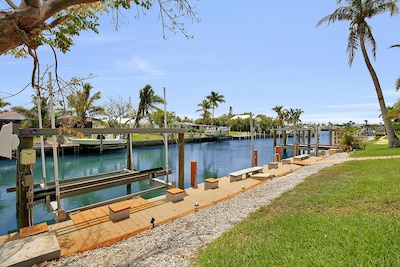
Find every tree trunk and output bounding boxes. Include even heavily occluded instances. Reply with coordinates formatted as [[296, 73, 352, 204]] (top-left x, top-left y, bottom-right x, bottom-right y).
[[360, 34, 400, 147]]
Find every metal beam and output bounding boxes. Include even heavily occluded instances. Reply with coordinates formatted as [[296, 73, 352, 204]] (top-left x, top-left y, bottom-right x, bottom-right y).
[[18, 127, 186, 137]]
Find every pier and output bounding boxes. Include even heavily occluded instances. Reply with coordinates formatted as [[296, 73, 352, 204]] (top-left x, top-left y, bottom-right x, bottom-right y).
[[271, 127, 340, 159]]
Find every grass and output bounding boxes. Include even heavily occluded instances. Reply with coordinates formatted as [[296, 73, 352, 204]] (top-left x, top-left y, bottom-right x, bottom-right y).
[[351, 141, 400, 157], [193, 144, 400, 266]]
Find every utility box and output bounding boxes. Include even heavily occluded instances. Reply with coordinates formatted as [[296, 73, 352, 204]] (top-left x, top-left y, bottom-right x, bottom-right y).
[[24, 175, 34, 187], [20, 149, 36, 165]]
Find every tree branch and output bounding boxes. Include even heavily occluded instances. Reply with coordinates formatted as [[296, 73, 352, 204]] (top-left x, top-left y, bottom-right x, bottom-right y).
[[5, 0, 18, 10]]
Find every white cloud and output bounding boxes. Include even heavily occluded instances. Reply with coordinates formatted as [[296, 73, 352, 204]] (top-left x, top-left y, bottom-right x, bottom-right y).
[[115, 56, 165, 76]]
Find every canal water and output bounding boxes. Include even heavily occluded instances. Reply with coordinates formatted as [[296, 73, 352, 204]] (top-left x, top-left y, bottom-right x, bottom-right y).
[[0, 132, 329, 235]]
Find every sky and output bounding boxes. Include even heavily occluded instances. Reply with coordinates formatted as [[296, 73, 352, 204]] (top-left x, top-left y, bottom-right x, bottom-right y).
[[2, 0, 400, 124]]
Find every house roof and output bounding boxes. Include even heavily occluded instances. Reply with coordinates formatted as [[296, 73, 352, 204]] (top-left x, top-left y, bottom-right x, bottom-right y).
[[0, 111, 26, 121]]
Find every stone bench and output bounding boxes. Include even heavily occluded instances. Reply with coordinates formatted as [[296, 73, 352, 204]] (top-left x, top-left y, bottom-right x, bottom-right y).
[[229, 166, 263, 182], [204, 178, 219, 190], [166, 187, 185, 202], [282, 158, 292, 165], [109, 202, 131, 221], [268, 162, 279, 169]]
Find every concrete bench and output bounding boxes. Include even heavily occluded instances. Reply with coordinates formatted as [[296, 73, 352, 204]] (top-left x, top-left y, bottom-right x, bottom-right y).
[[109, 202, 131, 221], [282, 158, 292, 165], [229, 166, 263, 182], [166, 187, 185, 202], [293, 154, 310, 161], [268, 162, 279, 169], [204, 178, 219, 190]]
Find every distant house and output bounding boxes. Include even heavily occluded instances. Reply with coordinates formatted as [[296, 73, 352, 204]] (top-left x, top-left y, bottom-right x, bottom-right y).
[[0, 111, 26, 128]]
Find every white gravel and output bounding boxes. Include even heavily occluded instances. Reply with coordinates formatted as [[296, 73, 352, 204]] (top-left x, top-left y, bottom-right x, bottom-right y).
[[42, 153, 350, 267]]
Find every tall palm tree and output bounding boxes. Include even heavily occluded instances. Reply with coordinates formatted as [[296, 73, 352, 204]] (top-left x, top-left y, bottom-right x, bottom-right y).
[[67, 83, 104, 128], [134, 84, 163, 128], [196, 99, 212, 125], [317, 0, 400, 147], [206, 91, 225, 124]]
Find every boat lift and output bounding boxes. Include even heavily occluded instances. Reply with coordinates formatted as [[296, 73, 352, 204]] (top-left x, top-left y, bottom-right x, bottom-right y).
[[9, 126, 186, 228]]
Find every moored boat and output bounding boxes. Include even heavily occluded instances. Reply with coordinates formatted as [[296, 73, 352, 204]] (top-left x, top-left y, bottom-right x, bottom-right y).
[[68, 134, 126, 147]]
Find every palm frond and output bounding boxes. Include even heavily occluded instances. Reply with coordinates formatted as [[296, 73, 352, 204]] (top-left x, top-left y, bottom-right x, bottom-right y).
[[346, 26, 359, 66], [364, 25, 377, 59]]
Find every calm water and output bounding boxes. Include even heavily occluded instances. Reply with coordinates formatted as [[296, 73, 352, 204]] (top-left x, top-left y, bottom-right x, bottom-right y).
[[0, 132, 329, 235]]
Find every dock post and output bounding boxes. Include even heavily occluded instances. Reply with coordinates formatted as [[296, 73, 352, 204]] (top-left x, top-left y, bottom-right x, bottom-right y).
[[178, 133, 185, 189], [190, 160, 197, 188], [282, 130, 287, 154], [126, 134, 133, 192], [274, 146, 282, 162], [253, 150, 258, 166], [16, 137, 34, 228]]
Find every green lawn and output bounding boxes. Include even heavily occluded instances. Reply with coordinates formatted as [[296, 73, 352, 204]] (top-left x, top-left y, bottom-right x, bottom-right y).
[[351, 141, 400, 157], [193, 144, 400, 266]]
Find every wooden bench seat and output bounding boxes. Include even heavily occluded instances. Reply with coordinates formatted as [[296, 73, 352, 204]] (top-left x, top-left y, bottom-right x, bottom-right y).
[[166, 187, 186, 202], [109, 202, 131, 221], [204, 178, 219, 190], [229, 166, 263, 182]]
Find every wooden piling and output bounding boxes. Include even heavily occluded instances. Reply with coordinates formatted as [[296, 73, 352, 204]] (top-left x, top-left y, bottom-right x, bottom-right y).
[[17, 137, 34, 228], [178, 133, 185, 189], [190, 160, 197, 187]]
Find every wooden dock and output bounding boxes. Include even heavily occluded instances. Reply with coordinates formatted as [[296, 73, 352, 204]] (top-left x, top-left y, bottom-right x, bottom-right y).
[[0, 155, 325, 260]]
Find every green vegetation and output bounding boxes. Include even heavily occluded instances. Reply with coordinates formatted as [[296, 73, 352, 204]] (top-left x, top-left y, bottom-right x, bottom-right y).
[[351, 142, 400, 157], [193, 144, 400, 266]]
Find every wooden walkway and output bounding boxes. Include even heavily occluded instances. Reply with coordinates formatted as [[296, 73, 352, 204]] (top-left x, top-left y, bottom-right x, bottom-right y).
[[0, 155, 326, 258]]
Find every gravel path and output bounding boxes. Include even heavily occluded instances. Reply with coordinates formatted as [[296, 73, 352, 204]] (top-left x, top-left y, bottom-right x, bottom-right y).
[[42, 153, 350, 267]]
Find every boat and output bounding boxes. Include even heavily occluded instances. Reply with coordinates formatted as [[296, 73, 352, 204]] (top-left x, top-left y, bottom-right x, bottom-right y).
[[68, 134, 126, 149], [204, 126, 229, 137]]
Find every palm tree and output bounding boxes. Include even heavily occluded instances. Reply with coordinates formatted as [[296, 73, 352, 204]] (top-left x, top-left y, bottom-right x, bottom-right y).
[[0, 98, 10, 111], [272, 105, 285, 127], [386, 99, 400, 121], [206, 91, 225, 124], [196, 99, 212, 125], [134, 84, 163, 128], [317, 0, 400, 147], [67, 83, 104, 128], [287, 108, 303, 126]]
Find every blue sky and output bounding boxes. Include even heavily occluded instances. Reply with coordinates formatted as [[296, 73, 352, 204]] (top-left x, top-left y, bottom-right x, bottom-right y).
[[2, 0, 400, 124]]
